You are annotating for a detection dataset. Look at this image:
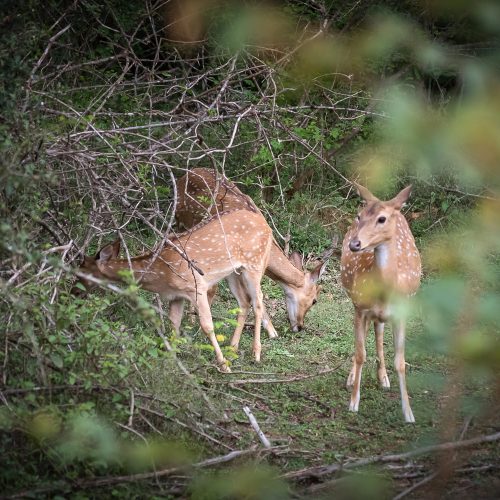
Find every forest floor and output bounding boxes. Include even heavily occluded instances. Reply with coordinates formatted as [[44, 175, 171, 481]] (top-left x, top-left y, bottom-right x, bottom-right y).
[[141, 261, 500, 499]]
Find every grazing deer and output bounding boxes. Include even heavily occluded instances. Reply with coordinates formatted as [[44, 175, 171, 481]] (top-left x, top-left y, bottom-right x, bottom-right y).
[[341, 184, 421, 422], [72, 210, 274, 371], [175, 168, 329, 337]]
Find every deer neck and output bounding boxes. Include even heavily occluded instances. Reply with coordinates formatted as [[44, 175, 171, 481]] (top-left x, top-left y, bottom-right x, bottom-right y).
[[98, 256, 165, 290], [265, 247, 305, 290]]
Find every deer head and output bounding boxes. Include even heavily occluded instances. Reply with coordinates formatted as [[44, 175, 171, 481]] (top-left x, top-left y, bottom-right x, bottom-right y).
[[71, 240, 121, 296], [284, 251, 327, 332], [348, 184, 412, 253]]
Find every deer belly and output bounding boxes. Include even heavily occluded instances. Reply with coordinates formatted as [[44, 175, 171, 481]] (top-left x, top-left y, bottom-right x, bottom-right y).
[[202, 263, 245, 287], [355, 302, 392, 322], [371, 305, 391, 322]]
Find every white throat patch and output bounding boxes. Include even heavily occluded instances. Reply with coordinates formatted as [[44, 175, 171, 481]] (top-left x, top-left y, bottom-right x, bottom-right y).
[[375, 243, 390, 268], [284, 289, 298, 328]]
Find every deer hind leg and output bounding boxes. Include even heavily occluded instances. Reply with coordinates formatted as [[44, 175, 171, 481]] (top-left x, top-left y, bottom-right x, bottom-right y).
[[195, 293, 230, 373], [348, 310, 368, 412], [375, 320, 390, 389], [393, 319, 415, 423], [168, 298, 185, 335]]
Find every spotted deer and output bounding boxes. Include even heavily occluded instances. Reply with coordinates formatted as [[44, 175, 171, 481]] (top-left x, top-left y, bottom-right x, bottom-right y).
[[341, 184, 421, 422], [72, 210, 274, 371], [175, 168, 328, 336]]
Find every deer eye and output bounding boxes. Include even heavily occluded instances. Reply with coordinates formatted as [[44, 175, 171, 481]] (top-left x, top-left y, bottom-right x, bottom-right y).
[[312, 299, 317, 305], [377, 216, 386, 224]]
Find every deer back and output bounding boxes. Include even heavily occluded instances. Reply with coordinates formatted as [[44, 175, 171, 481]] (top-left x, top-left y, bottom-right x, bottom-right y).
[[171, 209, 273, 281], [176, 168, 259, 228], [75, 210, 273, 298]]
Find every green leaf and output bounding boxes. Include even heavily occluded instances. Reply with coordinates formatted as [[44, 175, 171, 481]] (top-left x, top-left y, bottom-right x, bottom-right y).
[[50, 353, 64, 369]]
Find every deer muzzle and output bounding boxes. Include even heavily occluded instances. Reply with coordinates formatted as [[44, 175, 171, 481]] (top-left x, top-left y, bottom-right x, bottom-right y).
[[349, 239, 362, 252]]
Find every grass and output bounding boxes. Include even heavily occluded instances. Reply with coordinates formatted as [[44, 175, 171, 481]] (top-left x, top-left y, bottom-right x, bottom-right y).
[[141, 262, 499, 498], [4, 234, 496, 498]]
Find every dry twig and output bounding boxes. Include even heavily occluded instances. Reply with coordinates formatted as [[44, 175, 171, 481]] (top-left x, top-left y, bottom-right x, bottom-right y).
[[284, 431, 500, 480], [243, 405, 272, 449], [214, 362, 345, 385]]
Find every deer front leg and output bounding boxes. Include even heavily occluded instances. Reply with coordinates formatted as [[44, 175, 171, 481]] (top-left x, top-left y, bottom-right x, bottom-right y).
[[346, 314, 369, 389], [348, 309, 368, 412], [375, 320, 390, 389], [227, 275, 277, 348], [230, 304, 250, 353], [207, 284, 218, 306], [262, 307, 278, 339], [196, 294, 230, 373], [241, 270, 265, 363], [393, 319, 415, 423], [168, 298, 185, 335], [226, 275, 250, 352]]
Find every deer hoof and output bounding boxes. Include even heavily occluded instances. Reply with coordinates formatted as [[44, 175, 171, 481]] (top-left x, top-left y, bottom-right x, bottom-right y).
[[403, 409, 415, 423], [218, 362, 231, 374], [379, 374, 391, 389]]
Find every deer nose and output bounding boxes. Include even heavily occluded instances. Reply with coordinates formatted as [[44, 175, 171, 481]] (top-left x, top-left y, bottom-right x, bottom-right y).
[[70, 286, 85, 297], [349, 239, 362, 252]]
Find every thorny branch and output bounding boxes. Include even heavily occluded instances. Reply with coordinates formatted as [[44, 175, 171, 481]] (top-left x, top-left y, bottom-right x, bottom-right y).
[[12, 2, 375, 281]]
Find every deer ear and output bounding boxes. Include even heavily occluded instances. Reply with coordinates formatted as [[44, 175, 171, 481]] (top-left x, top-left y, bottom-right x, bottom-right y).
[[310, 260, 328, 284], [289, 251, 303, 269], [354, 182, 378, 203], [389, 185, 412, 210], [96, 240, 120, 261], [83, 255, 94, 266]]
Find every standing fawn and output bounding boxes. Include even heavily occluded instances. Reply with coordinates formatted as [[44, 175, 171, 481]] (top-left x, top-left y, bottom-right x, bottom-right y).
[[341, 184, 421, 422], [176, 168, 328, 337], [73, 210, 273, 371]]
